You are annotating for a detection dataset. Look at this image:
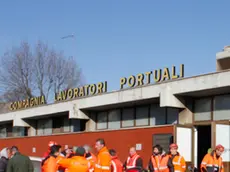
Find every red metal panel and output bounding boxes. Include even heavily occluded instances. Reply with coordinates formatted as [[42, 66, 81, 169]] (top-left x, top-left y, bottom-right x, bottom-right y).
[[0, 126, 173, 167]]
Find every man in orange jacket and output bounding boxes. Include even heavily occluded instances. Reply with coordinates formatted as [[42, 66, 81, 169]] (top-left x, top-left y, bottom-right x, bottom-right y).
[[148, 144, 174, 172], [169, 143, 186, 172], [200, 144, 225, 172], [42, 144, 61, 172], [94, 138, 111, 172], [57, 146, 91, 172], [109, 149, 123, 172]]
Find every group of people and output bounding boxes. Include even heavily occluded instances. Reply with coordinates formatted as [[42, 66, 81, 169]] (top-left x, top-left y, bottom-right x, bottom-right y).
[[0, 138, 225, 172], [0, 146, 34, 172], [147, 144, 224, 172], [41, 138, 119, 172], [40, 139, 225, 172]]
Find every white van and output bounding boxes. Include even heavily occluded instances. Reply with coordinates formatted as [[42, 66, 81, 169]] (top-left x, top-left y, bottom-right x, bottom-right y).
[[29, 157, 42, 172]]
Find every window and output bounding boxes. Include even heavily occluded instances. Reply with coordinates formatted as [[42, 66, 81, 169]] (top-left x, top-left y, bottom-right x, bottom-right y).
[[63, 118, 70, 132], [214, 95, 230, 120], [0, 127, 7, 138], [194, 98, 211, 121], [12, 127, 26, 137], [37, 120, 44, 135], [108, 109, 121, 129], [44, 119, 52, 135], [53, 116, 63, 129], [52, 116, 63, 134], [71, 119, 87, 132], [167, 108, 178, 124], [136, 106, 149, 126], [153, 134, 173, 151], [94, 104, 177, 130], [6, 123, 13, 137], [71, 119, 81, 132], [97, 112, 108, 129], [122, 108, 134, 127], [150, 104, 166, 125], [37, 119, 52, 135]]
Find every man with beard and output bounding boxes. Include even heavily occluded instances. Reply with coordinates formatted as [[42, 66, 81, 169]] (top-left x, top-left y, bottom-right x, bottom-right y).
[[148, 144, 174, 172]]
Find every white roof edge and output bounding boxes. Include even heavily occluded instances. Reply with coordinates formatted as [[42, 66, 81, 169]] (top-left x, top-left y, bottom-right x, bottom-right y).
[[29, 156, 42, 162], [2, 69, 225, 115], [1, 70, 230, 121]]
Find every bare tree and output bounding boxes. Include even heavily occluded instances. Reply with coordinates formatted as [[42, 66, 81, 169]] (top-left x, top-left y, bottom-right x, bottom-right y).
[[0, 41, 82, 103], [1, 88, 28, 102]]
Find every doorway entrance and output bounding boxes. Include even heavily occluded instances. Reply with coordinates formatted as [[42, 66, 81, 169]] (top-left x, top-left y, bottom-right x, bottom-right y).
[[196, 125, 211, 170]]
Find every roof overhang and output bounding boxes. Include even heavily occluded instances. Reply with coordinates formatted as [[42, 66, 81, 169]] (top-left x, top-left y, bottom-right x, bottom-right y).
[[1, 70, 230, 125]]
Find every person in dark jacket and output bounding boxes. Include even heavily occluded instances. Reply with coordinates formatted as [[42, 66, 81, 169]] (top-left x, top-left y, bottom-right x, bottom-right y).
[[60, 145, 73, 158], [188, 164, 198, 172], [148, 145, 174, 172], [6, 146, 33, 172], [0, 147, 10, 172]]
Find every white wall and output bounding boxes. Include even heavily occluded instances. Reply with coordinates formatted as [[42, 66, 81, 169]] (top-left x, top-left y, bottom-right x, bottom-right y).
[[194, 128, 198, 167], [216, 124, 230, 161], [176, 127, 192, 162]]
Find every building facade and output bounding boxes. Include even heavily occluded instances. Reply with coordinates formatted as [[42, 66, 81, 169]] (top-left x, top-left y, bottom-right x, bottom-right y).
[[0, 47, 230, 170]]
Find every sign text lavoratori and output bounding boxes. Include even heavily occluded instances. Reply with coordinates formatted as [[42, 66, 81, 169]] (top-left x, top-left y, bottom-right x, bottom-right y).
[[55, 81, 107, 102], [10, 96, 46, 111], [120, 64, 184, 89]]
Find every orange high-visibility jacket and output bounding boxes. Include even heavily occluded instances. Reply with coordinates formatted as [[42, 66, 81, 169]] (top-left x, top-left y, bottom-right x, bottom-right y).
[[56, 155, 67, 172], [111, 156, 123, 172], [57, 156, 91, 172], [86, 153, 97, 172], [169, 153, 186, 172], [201, 151, 224, 172], [151, 154, 170, 172], [95, 147, 111, 172], [86, 153, 97, 162], [42, 156, 58, 172]]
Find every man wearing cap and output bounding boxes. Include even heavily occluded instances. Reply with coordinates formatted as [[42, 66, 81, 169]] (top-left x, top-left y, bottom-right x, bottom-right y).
[[168, 143, 186, 172], [57, 147, 91, 172], [207, 148, 212, 154], [200, 144, 224, 172]]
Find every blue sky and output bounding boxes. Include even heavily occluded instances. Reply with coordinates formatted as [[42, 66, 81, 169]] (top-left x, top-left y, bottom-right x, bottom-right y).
[[0, 0, 230, 91]]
